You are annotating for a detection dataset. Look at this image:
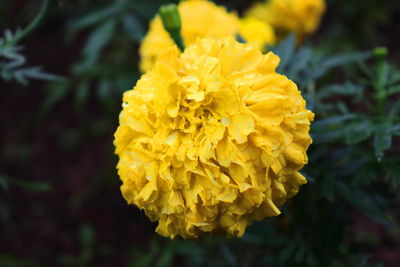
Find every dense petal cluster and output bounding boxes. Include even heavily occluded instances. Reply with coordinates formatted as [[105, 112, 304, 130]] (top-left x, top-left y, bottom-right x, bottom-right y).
[[139, 0, 238, 72], [238, 18, 276, 51], [115, 37, 314, 239], [246, 0, 325, 39]]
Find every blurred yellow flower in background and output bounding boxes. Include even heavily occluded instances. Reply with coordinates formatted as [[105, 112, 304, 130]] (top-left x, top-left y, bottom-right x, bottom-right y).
[[238, 17, 276, 51], [246, 0, 326, 40], [115, 37, 314, 239], [139, 0, 238, 72]]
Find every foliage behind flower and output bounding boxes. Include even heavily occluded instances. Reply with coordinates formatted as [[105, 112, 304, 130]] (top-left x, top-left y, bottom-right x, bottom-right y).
[[246, 0, 326, 40], [115, 37, 314, 239], [139, 0, 238, 72]]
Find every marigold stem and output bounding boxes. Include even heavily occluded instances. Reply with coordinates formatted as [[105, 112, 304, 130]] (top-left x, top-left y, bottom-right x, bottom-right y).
[[12, 0, 49, 45], [159, 4, 185, 51], [373, 47, 389, 114]]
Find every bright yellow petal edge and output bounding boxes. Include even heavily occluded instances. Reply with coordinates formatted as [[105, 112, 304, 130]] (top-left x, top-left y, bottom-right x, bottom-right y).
[[115, 37, 314, 239]]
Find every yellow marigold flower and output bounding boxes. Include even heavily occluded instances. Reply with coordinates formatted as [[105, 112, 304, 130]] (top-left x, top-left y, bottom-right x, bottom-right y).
[[139, 0, 238, 72], [238, 17, 276, 51], [115, 37, 314, 239], [246, 0, 326, 39]]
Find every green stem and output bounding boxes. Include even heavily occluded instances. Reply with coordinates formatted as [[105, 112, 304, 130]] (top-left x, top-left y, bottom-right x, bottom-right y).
[[373, 47, 388, 115], [11, 0, 49, 45], [159, 4, 185, 51]]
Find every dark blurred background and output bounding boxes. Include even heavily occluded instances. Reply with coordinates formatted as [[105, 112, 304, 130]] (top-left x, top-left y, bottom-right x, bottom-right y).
[[1, 0, 400, 266]]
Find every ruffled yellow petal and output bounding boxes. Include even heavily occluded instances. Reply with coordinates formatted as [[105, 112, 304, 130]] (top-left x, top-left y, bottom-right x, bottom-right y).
[[115, 37, 314, 239]]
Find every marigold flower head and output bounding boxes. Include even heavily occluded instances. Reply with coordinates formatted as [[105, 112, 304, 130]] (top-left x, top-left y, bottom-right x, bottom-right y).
[[115, 37, 314, 239], [246, 0, 326, 39], [238, 17, 276, 51], [139, 0, 238, 72]]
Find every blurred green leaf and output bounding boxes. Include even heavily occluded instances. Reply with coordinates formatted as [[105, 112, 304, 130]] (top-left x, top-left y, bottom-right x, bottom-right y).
[[68, 1, 125, 33], [313, 114, 357, 131], [387, 85, 400, 96], [221, 244, 236, 265], [287, 47, 312, 78], [130, 240, 159, 267], [0, 254, 42, 267], [0, 176, 9, 191], [335, 181, 391, 226], [122, 15, 145, 42], [312, 51, 372, 80], [318, 82, 365, 100], [321, 177, 336, 201], [272, 34, 295, 72], [1, 175, 52, 193], [278, 243, 296, 264], [79, 224, 95, 265], [390, 124, 400, 136], [12, 66, 64, 85], [38, 82, 70, 121], [82, 20, 116, 66], [345, 119, 372, 144], [155, 250, 172, 267], [374, 128, 392, 161], [75, 80, 90, 109], [375, 61, 389, 90]]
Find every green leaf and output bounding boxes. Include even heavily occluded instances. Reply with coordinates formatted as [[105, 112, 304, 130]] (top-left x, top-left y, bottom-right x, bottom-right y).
[[345, 119, 372, 144], [82, 20, 116, 66], [79, 224, 95, 265], [278, 243, 296, 263], [335, 181, 391, 226], [5, 176, 52, 193], [321, 177, 335, 201], [287, 47, 312, 78], [68, 1, 124, 32], [0, 30, 62, 85], [272, 34, 295, 72], [13, 66, 64, 85], [387, 85, 400, 96], [354, 168, 378, 186], [75, 80, 90, 109], [311, 51, 371, 80], [318, 82, 364, 100], [356, 255, 371, 267], [385, 167, 400, 189], [97, 80, 112, 101], [38, 83, 70, 120], [130, 240, 159, 267], [374, 129, 392, 161], [312, 129, 347, 144], [80, 224, 95, 248], [376, 61, 389, 90], [390, 124, 400, 136], [294, 246, 306, 262], [221, 244, 236, 265], [122, 15, 145, 42], [0, 254, 41, 267], [155, 250, 172, 267], [312, 114, 356, 131], [389, 100, 400, 118], [0, 176, 9, 191]]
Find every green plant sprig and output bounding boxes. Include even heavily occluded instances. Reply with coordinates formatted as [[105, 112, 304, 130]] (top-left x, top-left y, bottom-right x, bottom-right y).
[[8, 0, 49, 45]]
